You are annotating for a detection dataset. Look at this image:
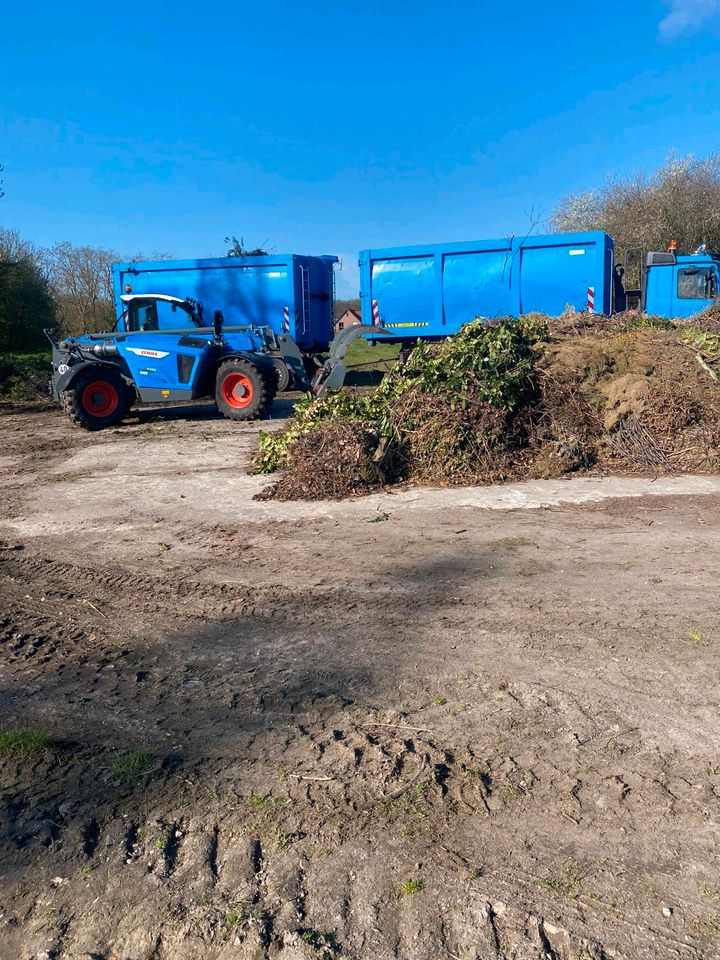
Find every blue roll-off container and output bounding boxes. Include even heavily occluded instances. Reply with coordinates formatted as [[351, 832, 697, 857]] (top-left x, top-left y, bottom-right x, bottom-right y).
[[112, 254, 338, 352], [359, 231, 614, 340]]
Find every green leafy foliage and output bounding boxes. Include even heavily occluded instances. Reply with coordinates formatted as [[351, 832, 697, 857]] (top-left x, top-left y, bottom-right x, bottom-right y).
[[683, 327, 720, 361], [255, 317, 547, 474], [0, 351, 50, 400], [0, 258, 56, 353], [399, 878, 423, 896]]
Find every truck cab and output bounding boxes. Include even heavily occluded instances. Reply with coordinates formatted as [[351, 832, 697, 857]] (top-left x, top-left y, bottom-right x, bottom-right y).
[[643, 251, 720, 318]]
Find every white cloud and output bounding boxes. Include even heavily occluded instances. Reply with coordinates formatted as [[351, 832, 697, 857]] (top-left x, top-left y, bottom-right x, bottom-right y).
[[658, 0, 720, 41]]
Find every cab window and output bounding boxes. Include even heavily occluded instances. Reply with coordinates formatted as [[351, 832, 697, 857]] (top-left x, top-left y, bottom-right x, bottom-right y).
[[677, 267, 718, 300], [127, 299, 196, 332]]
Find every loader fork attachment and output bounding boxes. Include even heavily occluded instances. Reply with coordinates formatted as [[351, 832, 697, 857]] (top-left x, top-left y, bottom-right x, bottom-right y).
[[310, 324, 392, 398]]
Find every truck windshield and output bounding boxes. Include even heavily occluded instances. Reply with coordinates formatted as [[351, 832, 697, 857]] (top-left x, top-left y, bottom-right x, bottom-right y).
[[677, 267, 718, 300]]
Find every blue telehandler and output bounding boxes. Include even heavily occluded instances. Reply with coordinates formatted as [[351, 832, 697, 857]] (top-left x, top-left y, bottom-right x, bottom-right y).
[[49, 293, 383, 430]]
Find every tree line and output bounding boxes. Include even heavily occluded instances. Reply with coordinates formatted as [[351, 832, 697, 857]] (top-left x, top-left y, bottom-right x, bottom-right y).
[[0, 228, 174, 353], [0, 223, 277, 354], [2, 152, 719, 354], [549, 153, 720, 282]]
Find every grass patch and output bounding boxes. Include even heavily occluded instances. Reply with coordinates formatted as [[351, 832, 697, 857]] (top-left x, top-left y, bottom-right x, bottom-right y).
[[399, 878, 423, 896], [109, 750, 155, 783], [272, 829, 291, 849], [491, 535, 538, 548], [345, 338, 401, 369], [538, 864, 584, 899], [299, 928, 337, 949], [250, 793, 291, 809], [0, 729, 53, 758]]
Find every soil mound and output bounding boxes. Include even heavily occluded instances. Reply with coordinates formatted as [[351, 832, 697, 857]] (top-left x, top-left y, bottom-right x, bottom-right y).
[[254, 312, 720, 500]]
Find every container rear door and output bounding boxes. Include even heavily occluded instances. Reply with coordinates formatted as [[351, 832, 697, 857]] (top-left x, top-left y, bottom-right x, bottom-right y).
[[519, 240, 599, 315], [371, 256, 435, 334], [442, 248, 511, 327], [299, 257, 334, 351]]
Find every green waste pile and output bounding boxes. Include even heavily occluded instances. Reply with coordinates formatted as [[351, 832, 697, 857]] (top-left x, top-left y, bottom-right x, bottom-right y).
[[253, 309, 720, 501]]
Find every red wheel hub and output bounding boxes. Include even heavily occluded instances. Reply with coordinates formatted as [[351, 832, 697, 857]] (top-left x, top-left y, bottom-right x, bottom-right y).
[[221, 372, 254, 409], [82, 380, 119, 417]]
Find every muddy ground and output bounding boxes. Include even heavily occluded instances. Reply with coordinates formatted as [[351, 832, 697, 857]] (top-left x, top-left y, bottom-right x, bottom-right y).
[[1, 402, 720, 960]]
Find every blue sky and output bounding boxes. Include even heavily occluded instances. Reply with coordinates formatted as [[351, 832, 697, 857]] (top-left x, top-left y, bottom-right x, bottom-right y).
[[1, 0, 720, 296]]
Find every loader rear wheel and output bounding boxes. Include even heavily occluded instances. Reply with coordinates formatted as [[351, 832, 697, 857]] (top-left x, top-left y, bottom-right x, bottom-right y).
[[215, 358, 274, 421], [60, 367, 130, 431]]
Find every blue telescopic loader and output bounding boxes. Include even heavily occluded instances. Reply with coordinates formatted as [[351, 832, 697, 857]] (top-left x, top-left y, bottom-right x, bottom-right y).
[[48, 292, 385, 431]]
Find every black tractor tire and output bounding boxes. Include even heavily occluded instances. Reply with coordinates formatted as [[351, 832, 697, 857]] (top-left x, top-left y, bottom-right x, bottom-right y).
[[215, 358, 275, 421], [272, 357, 293, 392], [60, 367, 131, 431], [302, 353, 322, 379], [398, 343, 414, 365]]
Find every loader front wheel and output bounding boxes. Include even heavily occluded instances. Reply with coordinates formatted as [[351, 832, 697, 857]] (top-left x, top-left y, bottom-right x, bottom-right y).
[[272, 358, 293, 393], [216, 358, 273, 421], [60, 367, 130, 431]]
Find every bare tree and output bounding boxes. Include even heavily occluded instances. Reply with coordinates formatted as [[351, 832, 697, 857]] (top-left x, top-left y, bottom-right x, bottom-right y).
[[122, 250, 175, 263], [44, 245, 178, 337], [550, 153, 720, 275], [45, 242, 119, 336], [0, 227, 41, 266]]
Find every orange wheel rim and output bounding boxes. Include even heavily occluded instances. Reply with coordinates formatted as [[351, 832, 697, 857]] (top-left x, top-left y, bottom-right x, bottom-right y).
[[82, 380, 119, 416], [221, 372, 254, 409]]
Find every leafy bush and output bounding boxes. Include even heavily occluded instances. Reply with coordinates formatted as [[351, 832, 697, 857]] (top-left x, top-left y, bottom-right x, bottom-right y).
[[0, 351, 50, 400], [0, 252, 56, 352]]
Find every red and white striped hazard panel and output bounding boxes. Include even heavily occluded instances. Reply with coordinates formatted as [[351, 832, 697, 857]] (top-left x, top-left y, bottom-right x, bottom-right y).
[[283, 306, 290, 333], [372, 299, 381, 326], [587, 287, 595, 313]]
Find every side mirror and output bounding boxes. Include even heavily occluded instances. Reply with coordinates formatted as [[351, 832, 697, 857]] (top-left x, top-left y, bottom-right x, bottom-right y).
[[213, 310, 224, 339]]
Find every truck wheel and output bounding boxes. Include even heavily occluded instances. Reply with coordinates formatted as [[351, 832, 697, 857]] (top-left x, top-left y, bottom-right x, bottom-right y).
[[216, 358, 273, 421], [60, 368, 130, 431]]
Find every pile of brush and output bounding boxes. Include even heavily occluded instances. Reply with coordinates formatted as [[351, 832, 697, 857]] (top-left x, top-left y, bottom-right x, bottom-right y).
[[253, 309, 720, 500]]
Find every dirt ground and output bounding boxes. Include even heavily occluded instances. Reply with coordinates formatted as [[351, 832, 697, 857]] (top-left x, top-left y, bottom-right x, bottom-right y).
[[2, 401, 720, 960]]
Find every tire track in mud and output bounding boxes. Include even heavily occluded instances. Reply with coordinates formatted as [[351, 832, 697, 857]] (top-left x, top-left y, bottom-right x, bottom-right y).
[[0, 545, 478, 657], [0, 548, 386, 627], [1, 515, 719, 959], [8, 789, 705, 960]]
